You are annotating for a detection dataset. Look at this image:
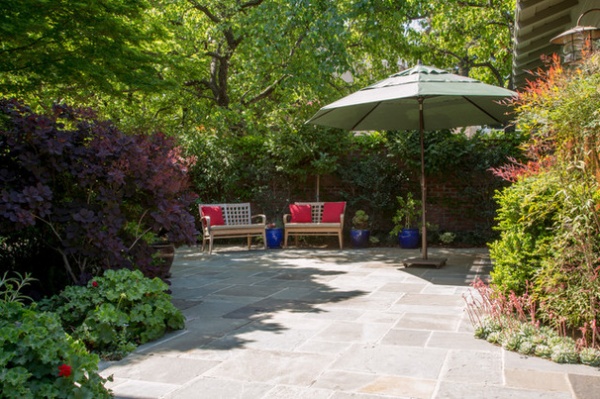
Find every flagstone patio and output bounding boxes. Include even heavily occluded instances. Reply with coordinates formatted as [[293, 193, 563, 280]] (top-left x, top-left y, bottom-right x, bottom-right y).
[[100, 246, 600, 399]]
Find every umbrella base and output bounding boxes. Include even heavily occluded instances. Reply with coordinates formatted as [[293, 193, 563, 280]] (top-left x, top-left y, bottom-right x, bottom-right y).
[[402, 257, 447, 269]]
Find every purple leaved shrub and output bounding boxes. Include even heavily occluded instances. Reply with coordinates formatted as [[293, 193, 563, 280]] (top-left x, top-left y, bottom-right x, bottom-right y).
[[0, 99, 198, 287]]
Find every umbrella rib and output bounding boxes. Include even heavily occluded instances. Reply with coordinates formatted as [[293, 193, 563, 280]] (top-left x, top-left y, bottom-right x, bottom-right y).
[[307, 108, 336, 124], [461, 96, 503, 124], [350, 102, 382, 130]]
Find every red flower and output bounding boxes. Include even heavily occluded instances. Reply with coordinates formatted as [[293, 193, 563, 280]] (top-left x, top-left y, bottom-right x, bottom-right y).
[[58, 364, 72, 377], [92, 281, 98, 287]]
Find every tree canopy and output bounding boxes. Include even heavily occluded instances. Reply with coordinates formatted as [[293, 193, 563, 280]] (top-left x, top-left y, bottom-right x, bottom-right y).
[[1, 0, 516, 136], [0, 0, 169, 99]]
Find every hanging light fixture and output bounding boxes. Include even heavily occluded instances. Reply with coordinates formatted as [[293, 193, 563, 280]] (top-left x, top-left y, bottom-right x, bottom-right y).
[[550, 8, 600, 64]]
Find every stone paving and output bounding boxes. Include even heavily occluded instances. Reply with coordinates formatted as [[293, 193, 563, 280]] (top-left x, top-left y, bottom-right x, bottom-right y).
[[99, 245, 600, 398]]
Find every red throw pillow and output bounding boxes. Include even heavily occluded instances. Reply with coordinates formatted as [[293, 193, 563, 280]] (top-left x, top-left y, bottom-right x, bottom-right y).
[[290, 204, 312, 223], [201, 206, 225, 226], [321, 202, 345, 223]]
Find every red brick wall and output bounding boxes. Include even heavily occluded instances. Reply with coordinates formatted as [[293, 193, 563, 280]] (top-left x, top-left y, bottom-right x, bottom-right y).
[[311, 172, 499, 234], [423, 173, 499, 233]]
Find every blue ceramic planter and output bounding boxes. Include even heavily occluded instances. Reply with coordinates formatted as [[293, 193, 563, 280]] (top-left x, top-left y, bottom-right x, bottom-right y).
[[350, 229, 370, 248], [398, 228, 420, 249], [266, 228, 284, 248]]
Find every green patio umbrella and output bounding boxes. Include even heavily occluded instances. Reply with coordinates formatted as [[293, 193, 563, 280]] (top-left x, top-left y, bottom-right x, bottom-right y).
[[306, 63, 517, 266]]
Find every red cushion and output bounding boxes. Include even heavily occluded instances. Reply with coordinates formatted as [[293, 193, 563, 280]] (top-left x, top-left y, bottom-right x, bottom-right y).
[[290, 204, 312, 223], [201, 206, 225, 226], [321, 202, 345, 223]]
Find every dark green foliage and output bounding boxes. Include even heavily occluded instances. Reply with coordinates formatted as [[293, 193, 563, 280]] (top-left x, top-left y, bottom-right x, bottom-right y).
[[533, 174, 600, 337], [338, 134, 407, 231], [386, 129, 527, 177], [488, 172, 559, 295], [485, 55, 600, 349], [187, 124, 353, 208], [40, 269, 185, 360], [0, 301, 111, 398]]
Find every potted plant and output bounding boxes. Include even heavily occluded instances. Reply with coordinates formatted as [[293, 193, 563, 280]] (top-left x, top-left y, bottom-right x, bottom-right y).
[[265, 221, 284, 249], [390, 193, 422, 249], [350, 210, 370, 248]]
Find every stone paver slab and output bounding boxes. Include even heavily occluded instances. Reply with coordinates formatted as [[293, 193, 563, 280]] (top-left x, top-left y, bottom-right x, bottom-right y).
[[440, 350, 503, 385], [314, 321, 392, 343], [356, 310, 406, 325], [332, 344, 447, 379], [204, 349, 334, 385], [390, 304, 465, 316], [380, 328, 431, 347], [568, 374, 600, 399], [428, 331, 503, 352], [377, 282, 427, 294], [395, 313, 461, 331], [261, 385, 334, 399], [359, 375, 437, 399], [435, 381, 573, 399], [101, 354, 219, 384], [213, 284, 284, 298], [504, 368, 570, 392], [395, 293, 465, 306], [295, 339, 353, 354], [504, 350, 600, 376], [163, 377, 272, 399], [312, 370, 381, 391], [102, 380, 179, 399]]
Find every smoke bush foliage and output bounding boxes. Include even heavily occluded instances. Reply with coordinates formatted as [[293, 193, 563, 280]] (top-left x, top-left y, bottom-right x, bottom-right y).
[[0, 99, 197, 285]]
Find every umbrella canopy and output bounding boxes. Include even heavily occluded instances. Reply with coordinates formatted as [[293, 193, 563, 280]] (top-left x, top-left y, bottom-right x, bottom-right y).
[[307, 64, 517, 265], [308, 64, 516, 131]]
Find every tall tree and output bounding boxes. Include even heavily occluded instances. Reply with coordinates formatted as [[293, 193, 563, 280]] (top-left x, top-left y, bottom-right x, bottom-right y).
[[346, 0, 515, 88], [415, 0, 515, 87], [160, 0, 357, 136]]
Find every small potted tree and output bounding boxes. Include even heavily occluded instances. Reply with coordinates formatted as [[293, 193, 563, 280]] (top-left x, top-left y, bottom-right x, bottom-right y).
[[350, 210, 370, 248], [390, 193, 422, 249]]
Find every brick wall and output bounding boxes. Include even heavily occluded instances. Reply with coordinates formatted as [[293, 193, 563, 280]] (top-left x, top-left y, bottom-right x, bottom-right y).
[[311, 172, 500, 235]]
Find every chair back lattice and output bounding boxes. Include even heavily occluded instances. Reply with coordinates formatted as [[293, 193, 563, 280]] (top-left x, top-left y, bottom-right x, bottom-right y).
[[296, 202, 326, 223], [222, 203, 252, 225], [201, 203, 252, 225]]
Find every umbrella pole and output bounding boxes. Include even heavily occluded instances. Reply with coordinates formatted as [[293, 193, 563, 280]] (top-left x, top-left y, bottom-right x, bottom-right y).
[[419, 98, 428, 260], [316, 175, 320, 202], [404, 98, 445, 268]]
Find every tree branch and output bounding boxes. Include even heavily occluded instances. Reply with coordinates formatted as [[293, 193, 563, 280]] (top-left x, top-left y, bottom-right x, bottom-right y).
[[57, 248, 78, 284], [241, 29, 306, 105], [240, 0, 264, 9], [472, 61, 505, 87], [457, 1, 491, 8], [33, 215, 80, 283], [187, 1, 220, 23], [243, 74, 291, 105]]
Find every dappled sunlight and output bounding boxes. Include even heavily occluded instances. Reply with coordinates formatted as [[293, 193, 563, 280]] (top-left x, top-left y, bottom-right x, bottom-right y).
[[99, 245, 600, 399], [151, 246, 372, 355]]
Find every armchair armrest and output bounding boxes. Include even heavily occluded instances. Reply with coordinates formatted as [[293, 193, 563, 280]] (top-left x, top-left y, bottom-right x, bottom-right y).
[[251, 214, 266, 224], [201, 215, 211, 230], [283, 214, 291, 225]]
